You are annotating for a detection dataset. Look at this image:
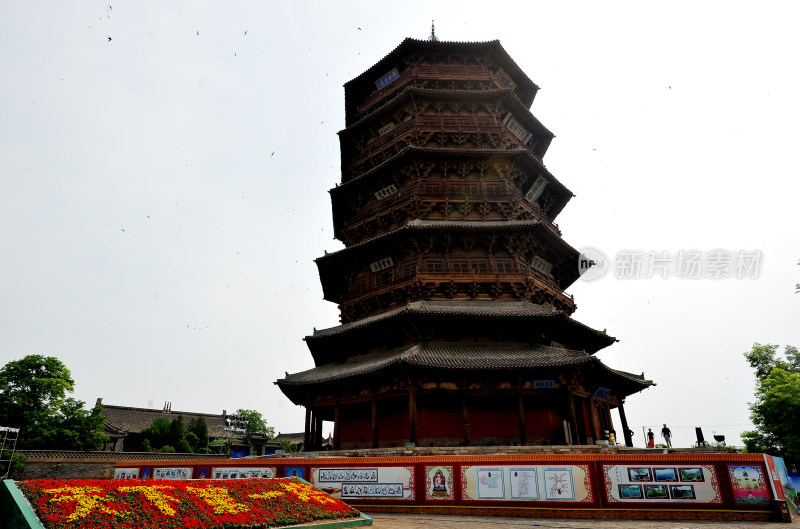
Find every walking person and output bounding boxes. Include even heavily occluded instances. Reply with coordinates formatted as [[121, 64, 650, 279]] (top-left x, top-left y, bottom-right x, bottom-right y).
[[647, 428, 655, 448], [661, 424, 673, 448]]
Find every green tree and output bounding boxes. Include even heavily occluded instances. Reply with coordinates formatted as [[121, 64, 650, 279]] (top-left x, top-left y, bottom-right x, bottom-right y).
[[139, 415, 200, 453], [278, 439, 298, 453], [232, 409, 275, 438], [742, 343, 800, 465], [139, 417, 171, 449], [188, 417, 208, 451], [0, 355, 108, 450]]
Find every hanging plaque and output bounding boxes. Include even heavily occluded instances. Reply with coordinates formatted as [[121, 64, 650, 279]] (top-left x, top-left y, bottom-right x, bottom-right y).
[[378, 122, 396, 135], [370, 257, 394, 273], [374, 184, 398, 200], [501, 112, 533, 144], [525, 175, 548, 204], [375, 68, 400, 89], [532, 255, 553, 276]]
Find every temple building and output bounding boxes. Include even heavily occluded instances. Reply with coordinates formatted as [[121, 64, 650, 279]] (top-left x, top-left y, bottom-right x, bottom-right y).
[[276, 36, 653, 450]]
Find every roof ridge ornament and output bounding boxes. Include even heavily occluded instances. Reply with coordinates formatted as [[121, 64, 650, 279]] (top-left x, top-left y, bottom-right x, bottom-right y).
[[428, 20, 438, 42]]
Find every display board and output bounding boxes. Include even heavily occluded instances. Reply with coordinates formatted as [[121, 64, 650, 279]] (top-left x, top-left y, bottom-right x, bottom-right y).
[[210, 466, 276, 479], [728, 464, 770, 505], [114, 467, 139, 479], [153, 467, 192, 480], [603, 464, 721, 503], [461, 464, 592, 502], [311, 466, 415, 500]]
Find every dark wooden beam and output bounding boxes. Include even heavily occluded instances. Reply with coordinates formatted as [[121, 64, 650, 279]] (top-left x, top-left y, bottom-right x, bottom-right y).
[[371, 396, 379, 448], [409, 386, 417, 444], [314, 414, 323, 451], [567, 390, 579, 446], [333, 403, 341, 450], [517, 388, 527, 446], [618, 401, 633, 447], [303, 407, 311, 452], [461, 395, 471, 446]]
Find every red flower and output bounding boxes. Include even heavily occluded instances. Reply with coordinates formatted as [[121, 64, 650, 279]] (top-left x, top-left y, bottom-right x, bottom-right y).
[[17, 477, 360, 529]]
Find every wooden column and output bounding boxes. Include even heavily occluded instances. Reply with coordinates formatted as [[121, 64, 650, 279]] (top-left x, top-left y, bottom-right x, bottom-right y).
[[461, 396, 471, 446], [333, 403, 341, 450], [371, 396, 379, 448], [303, 408, 311, 452], [618, 402, 633, 447], [314, 414, 323, 450], [589, 399, 601, 443], [517, 389, 527, 446], [408, 386, 417, 444], [309, 410, 317, 451], [567, 391, 579, 446]]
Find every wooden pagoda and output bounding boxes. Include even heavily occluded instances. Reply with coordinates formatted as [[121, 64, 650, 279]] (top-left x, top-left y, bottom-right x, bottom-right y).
[[276, 37, 653, 450]]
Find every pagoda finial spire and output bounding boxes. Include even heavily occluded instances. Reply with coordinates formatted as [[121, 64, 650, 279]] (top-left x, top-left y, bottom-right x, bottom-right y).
[[428, 20, 439, 42]]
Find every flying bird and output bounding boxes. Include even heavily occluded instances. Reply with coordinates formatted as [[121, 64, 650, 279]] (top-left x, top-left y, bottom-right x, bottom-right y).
[[109, 4, 112, 10], [244, 30, 247, 35], [107, 36, 112, 41], [196, 30, 199, 36], [270, 152, 274, 157], [357, 27, 361, 30]]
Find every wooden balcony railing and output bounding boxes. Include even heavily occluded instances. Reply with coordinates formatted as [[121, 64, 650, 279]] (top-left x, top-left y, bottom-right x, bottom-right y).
[[340, 187, 561, 236], [344, 267, 574, 309], [349, 115, 510, 168], [357, 65, 505, 115]]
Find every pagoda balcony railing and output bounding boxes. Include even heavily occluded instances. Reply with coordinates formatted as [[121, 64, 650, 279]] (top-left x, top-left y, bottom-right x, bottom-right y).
[[344, 267, 573, 308], [341, 187, 561, 236], [350, 115, 533, 169], [357, 65, 505, 115]]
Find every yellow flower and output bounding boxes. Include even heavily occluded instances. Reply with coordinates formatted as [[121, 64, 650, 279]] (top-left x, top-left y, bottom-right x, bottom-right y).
[[249, 490, 285, 501], [118, 485, 180, 516], [279, 481, 337, 505], [187, 486, 251, 515], [45, 486, 127, 522]]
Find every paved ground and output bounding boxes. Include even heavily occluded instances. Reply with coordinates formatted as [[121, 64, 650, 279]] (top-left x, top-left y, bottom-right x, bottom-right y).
[[364, 512, 798, 528]]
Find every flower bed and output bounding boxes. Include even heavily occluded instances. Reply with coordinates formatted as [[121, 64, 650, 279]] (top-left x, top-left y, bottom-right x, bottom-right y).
[[17, 477, 363, 529]]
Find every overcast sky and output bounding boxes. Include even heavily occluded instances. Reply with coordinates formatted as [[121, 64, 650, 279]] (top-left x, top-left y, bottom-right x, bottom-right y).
[[1, 1, 798, 449]]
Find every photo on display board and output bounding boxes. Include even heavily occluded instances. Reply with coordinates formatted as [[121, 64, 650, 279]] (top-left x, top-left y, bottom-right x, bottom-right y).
[[644, 485, 669, 499], [679, 468, 704, 482], [618, 484, 644, 499], [653, 468, 678, 482], [628, 468, 653, 482], [670, 485, 696, 499]]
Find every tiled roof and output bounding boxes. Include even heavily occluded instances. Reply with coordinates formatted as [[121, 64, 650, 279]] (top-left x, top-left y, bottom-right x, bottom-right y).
[[279, 342, 594, 386], [274, 432, 305, 444], [100, 404, 235, 438], [309, 300, 558, 338], [317, 219, 572, 260], [278, 341, 652, 394]]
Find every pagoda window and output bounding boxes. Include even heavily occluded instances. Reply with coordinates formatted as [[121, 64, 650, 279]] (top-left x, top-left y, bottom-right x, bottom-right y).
[[403, 262, 417, 278], [353, 279, 367, 295], [471, 259, 487, 273], [425, 183, 441, 194], [495, 259, 513, 272], [451, 184, 478, 197], [485, 183, 504, 195], [453, 260, 469, 273], [374, 269, 395, 287], [426, 260, 444, 273]]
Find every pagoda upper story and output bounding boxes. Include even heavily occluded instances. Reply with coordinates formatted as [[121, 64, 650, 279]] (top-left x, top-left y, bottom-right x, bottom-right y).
[[321, 39, 579, 324]]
